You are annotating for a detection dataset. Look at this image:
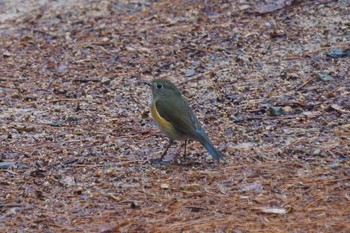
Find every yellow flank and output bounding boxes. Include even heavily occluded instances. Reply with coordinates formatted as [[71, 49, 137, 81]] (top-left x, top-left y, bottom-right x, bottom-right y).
[[151, 103, 172, 129], [151, 103, 176, 136]]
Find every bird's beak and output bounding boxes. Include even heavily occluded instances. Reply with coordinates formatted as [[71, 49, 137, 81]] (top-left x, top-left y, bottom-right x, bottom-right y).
[[136, 80, 151, 86]]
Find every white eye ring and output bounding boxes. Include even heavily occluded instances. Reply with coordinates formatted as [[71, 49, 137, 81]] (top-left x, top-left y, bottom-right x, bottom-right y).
[[156, 83, 163, 89]]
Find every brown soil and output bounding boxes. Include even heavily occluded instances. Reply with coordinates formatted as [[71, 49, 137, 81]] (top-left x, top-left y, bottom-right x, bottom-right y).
[[1, 0, 349, 232]]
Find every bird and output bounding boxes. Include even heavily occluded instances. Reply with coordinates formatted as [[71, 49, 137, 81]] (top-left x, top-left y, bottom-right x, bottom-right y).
[[140, 78, 224, 161]]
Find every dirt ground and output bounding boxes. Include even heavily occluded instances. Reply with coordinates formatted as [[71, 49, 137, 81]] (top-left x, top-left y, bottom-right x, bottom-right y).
[[1, 0, 349, 232]]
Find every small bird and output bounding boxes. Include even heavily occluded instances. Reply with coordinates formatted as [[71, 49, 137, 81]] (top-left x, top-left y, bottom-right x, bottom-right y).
[[141, 79, 224, 161]]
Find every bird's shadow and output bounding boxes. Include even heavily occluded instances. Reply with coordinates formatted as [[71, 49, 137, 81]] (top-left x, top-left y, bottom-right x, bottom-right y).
[[143, 154, 223, 169]]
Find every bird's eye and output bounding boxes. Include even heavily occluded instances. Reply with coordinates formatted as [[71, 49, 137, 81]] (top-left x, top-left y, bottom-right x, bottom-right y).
[[156, 83, 163, 89]]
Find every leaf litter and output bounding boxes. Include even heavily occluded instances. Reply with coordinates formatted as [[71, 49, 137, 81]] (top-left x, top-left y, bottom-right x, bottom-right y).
[[0, 0, 349, 232]]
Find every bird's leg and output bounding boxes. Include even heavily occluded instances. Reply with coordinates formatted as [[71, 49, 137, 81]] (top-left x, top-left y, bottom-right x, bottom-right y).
[[159, 139, 173, 161], [183, 140, 187, 158]]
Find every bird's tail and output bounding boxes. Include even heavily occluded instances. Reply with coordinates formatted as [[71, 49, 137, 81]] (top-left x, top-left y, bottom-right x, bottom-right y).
[[198, 134, 224, 160]]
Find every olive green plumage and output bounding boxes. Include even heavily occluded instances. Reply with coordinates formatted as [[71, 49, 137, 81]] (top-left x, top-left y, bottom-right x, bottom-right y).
[[148, 79, 224, 161]]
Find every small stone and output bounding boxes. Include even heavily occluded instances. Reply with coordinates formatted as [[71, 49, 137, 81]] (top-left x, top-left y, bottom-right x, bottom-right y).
[[303, 111, 316, 117], [130, 202, 140, 209], [239, 4, 251, 10], [74, 187, 84, 195], [312, 149, 322, 156], [102, 37, 110, 42], [49, 121, 60, 127], [229, 115, 237, 121], [326, 48, 350, 58], [43, 181, 50, 186], [57, 64, 68, 73], [184, 69, 196, 77], [316, 73, 333, 82], [282, 106, 293, 113], [105, 167, 115, 175], [62, 176, 76, 186], [66, 115, 78, 123], [239, 183, 263, 192], [101, 77, 111, 84], [160, 183, 170, 189], [3, 50, 11, 57], [269, 106, 284, 116]]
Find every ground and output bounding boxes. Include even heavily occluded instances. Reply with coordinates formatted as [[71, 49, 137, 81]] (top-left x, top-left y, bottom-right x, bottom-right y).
[[0, 0, 349, 232]]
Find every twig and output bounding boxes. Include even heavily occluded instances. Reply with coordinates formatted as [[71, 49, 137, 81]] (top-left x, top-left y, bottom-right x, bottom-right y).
[[72, 78, 100, 83], [107, 193, 120, 201], [295, 77, 314, 91], [0, 204, 23, 208], [17, 98, 96, 106]]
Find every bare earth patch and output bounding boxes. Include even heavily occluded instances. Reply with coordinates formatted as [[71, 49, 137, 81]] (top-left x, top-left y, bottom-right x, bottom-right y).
[[0, 0, 349, 232]]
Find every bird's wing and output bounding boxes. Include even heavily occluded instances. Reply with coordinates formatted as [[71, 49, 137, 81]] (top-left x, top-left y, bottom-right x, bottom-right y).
[[156, 97, 203, 138]]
